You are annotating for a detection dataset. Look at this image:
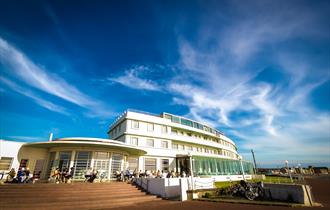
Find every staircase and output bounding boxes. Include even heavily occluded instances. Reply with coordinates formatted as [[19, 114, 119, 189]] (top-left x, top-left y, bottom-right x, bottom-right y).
[[0, 182, 161, 210]]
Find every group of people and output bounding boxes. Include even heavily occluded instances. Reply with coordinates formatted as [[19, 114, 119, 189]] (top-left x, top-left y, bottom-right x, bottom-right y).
[[50, 167, 74, 184], [115, 169, 188, 182], [3, 167, 40, 184]]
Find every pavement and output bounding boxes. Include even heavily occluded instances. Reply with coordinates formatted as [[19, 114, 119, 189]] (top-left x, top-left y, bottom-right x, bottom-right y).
[[109, 174, 330, 210]]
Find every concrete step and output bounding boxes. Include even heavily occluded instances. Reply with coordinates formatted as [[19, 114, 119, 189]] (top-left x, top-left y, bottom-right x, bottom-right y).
[[0, 193, 157, 204], [0, 195, 159, 208], [0, 183, 161, 210], [1, 199, 160, 210], [0, 190, 147, 199]]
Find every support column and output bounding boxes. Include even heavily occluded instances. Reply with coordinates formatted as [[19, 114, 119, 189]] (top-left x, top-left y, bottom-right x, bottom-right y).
[[69, 150, 76, 169]]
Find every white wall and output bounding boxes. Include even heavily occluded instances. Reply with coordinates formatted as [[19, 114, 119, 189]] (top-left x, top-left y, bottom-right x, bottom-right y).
[[0, 140, 24, 172]]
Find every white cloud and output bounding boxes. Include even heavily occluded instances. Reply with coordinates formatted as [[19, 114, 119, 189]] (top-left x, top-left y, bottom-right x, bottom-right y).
[[107, 66, 161, 91], [166, 1, 330, 166], [0, 77, 70, 115], [0, 37, 113, 118], [6, 136, 47, 142]]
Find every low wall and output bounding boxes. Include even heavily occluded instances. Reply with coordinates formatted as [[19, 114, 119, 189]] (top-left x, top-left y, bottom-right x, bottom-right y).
[[134, 175, 253, 201], [134, 178, 183, 199], [264, 183, 314, 206]]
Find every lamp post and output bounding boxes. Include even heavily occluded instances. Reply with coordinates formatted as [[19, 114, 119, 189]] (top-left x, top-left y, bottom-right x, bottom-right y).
[[239, 155, 246, 181], [188, 152, 194, 190], [285, 160, 293, 182]]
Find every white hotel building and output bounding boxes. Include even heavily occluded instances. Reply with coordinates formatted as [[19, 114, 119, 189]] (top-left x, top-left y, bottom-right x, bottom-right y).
[[0, 109, 253, 181]]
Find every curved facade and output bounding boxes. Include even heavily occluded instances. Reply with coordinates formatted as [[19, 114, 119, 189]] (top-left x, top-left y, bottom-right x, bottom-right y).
[[2, 109, 253, 181], [108, 110, 253, 177]]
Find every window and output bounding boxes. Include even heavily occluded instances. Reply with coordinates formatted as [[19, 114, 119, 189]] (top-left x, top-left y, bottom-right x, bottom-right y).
[[73, 151, 91, 179], [172, 143, 178, 150], [171, 129, 178, 135], [147, 123, 154, 131], [186, 146, 193, 151], [144, 158, 156, 171], [127, 157, 139, 171], [161, 159, 169, 172], [130, 137, 138, 145], [118, 123, 121, 132], [178, 144, 184, 150], [205, 148, 210, 153], [172, 116, 180, 123], [59, 152, 71, 171], [111, 153, 123, 178], [161, 141, 168, 148], [0, 157, 13, 170], [181, 119, 193, 127], [161, 125, 167, 133], [19, 159, 29, 168], [146, 139, 154, 147], [131, 120, 139, 129]]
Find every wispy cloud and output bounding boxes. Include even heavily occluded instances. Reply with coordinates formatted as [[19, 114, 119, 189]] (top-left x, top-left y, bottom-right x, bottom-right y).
[[168, 1, 330, 165], [106, 1, 329, 166], [6, 136, 47, 142], [0, 77, 70, 115], [0, 37, 113, 118], [107, 65, 162, 91]]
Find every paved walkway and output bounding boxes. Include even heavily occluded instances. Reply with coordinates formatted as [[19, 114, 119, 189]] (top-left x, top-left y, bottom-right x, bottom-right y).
[[111, 175, 330, 210]]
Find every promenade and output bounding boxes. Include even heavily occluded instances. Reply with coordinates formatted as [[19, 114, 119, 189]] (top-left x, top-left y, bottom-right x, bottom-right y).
[[0, 175, 329, 210]]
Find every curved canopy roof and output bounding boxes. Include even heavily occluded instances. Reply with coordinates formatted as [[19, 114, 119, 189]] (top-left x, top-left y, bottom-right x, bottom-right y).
[[21, 137, 147, 156]]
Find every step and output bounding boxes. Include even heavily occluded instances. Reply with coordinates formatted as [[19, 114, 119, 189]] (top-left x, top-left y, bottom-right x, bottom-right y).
[[0, 199, 161, 210], [0, 195, 159, 208], [0, 193, 156, 204]]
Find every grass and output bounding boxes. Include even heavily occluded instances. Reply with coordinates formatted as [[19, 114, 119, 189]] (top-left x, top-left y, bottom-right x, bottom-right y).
[[215, 175, 294, 189]]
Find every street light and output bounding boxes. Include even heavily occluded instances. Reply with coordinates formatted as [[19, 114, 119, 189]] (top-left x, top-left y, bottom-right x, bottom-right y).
[[188, 152, 194, 190], [285, 160, 293, 182]]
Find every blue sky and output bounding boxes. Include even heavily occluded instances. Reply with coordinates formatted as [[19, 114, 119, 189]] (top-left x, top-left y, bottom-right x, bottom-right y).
[[0, 0, 329, 167]]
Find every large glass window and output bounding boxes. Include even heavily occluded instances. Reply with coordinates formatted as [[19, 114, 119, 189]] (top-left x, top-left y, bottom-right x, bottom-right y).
[[181, 119, 193, 127], [46, 152, 56, 178], [144, 158, 156, 171], [73, 151, 91, 179], [172, 116, 180, 123], [59, 151, 71, 172], [0, 157, 13, 170], [146, 139, 154, 147], [94, 152, 110, 179], [192, 156, 254, 176], [127, 157, 138, 171], [111, 153, 123, 178]]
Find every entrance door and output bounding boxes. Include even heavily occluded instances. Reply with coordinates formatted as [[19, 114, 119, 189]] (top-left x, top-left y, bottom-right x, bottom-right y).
[[176, 156, 191, 176]]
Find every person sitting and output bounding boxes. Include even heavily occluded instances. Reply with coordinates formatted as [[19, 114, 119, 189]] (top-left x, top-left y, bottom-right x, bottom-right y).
[[5, 168, 16, 183], [84, 167, 92, 182], [24, 168, 31, 183], [156, 170, 162, 178], [115, 170, 121, 181], [52, 168, 61, 184], [64, 167, 74, 183], [17, 168, 25, 183], [87, 169, 97, 183], [124, 168, 131, 181], [133, 169, 138, 178]]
